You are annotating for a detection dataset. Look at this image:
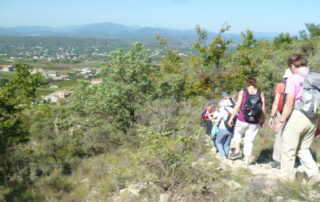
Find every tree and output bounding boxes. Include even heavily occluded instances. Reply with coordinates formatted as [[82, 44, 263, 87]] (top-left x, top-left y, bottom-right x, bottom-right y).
[[0, 63, 42, 154], [305, 23, 320, 38], [71, 43, 157, 132], [272, 32, 296, 48], [193, 24, 232, 73], [237, 29, 256, 51]]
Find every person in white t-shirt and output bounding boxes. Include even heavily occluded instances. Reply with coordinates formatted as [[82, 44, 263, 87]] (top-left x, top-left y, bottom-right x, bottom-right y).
[[213, 92, 235, 159]]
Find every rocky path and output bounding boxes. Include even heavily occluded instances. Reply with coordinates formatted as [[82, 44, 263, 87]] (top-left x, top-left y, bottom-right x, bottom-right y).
[[205, 135, 308, 180], [112, 135, 320, 202], [204, 136, 320, 200]]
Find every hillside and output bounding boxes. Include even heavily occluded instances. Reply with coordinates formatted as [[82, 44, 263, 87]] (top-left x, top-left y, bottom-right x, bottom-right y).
[[0, 22, 278, 44], [1, 24, 320, 201]]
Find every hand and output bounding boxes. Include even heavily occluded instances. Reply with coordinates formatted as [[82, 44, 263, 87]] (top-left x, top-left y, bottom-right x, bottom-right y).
[[268, 118, 274, 128], [227, 121, 233, 127], [273, 122, 283, 133]]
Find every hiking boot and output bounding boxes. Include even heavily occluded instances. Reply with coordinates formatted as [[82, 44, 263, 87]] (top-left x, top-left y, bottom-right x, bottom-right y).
[[308, 173, 320, 186], [271, 161, 281, 169], [229, 152, 241, 160]]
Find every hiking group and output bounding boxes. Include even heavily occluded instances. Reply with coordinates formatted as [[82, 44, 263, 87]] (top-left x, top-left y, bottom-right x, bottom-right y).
[[201, 54, 320, 185]]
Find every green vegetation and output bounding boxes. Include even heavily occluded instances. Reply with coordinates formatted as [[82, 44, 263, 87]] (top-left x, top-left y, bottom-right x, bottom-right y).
[[0, 72, 15, 80], [1, 23, 320, 201], [36, 79, 78, 96]]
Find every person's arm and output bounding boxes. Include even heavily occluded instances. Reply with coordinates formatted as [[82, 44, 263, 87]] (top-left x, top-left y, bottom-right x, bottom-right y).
[[211, 110, 221, 122], [269, 93, 280, 128], [213, 116, 222, 123], [205, 107, 210, 117], [228, 90, 243, 126], [260, 91, 266, 127], [315, 119, 320, 138], [274, 94, 295, 133]]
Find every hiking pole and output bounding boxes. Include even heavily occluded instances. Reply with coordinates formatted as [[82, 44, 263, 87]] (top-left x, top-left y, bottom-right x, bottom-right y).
[[196, 127, 204, 139]]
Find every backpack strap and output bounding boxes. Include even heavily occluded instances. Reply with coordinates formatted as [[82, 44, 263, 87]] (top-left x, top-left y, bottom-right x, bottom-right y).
[[257, 89, 261, 97], [296, 71, 307, 78], [244, 88, 261, 96], [243, 88, 249, 96], [229, 98, 235, 107]]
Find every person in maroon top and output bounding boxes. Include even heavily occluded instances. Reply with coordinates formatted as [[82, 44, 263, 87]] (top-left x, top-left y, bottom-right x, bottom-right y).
[[227, 77, 266, 165]]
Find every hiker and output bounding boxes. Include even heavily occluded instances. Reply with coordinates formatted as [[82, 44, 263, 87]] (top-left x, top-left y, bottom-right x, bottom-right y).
[[201, 100, 216, 136], [274, 54, 320, 183], [268, 68, 292, 169], [227, 77, 266, 165], [213, 92, 236, 159]]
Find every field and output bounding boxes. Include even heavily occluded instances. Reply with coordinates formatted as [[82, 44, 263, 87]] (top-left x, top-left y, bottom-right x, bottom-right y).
[[0, 58, 100, 96], [0, 72, 15, 80]]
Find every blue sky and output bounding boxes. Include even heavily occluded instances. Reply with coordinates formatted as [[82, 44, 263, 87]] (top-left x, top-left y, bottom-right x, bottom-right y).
[[0, 0, 319, 33]]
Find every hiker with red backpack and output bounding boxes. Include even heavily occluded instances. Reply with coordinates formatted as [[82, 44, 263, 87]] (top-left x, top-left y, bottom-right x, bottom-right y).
[[227, 77, 266, 165], [201, 100, 217, 136], [268, 68, 292, 169], [274, 54, 320, 184]]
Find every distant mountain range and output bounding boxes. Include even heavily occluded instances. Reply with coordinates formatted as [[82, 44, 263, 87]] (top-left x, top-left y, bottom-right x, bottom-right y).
[[0, 22, 279, 45]]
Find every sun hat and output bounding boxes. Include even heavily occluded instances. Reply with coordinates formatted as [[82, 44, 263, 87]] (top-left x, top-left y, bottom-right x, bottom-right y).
[[221, 91, 229, 98], [209, 100, 216, 106]]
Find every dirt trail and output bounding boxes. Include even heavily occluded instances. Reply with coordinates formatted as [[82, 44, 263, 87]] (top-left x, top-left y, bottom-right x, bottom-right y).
[[204, 135, 313, 181]]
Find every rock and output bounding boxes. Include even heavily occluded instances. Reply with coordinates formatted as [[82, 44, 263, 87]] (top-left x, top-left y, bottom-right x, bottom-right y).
[[249, 177, 269, 191], [272, 196, 284, 202], [191, 158, 206, 167], [286, 199, 301, 202], [113, 182, 160, 202], [113, 189, 139, 202], [159, 193, 169, 202], [222, 179, 242, 190], [308, 190, 320, 200]]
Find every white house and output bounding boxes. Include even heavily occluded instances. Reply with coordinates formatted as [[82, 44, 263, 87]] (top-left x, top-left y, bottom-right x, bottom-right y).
[[43, 90, 72, 103], [1, 65, 14, 72], [91, 78, 102, 85]]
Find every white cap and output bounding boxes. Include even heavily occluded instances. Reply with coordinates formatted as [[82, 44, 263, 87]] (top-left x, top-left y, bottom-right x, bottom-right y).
[[219, 98, 232, 107], [282, 68, 292, 78]]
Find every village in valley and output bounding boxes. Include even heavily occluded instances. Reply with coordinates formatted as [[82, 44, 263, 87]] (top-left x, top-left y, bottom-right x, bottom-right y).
[[0, 62, 102, 104]]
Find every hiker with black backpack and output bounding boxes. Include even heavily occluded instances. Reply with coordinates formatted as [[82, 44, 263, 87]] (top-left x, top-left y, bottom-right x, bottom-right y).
[[273, 54, 320, 184], [268, 68, 292, 169], [227, 77, 266, 165], [214, 92, 236, 160]]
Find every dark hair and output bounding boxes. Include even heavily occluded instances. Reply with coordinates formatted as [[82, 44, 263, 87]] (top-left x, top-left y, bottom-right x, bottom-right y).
[[287, 54, 307, 68], [246, 77, 257, 88]]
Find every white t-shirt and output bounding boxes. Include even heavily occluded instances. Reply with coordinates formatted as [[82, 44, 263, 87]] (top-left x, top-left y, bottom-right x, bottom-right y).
[[213, 106, 234, 130]]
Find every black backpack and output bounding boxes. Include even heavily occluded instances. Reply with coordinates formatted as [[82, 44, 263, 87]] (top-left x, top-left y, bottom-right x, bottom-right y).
[[223, 98, 237, 132], [242, 88, 262, 122]]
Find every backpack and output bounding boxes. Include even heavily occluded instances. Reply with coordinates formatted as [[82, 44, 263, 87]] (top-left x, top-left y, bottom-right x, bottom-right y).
[[280, 82, 287, 114], [211, 122, 219, 138], [201, 109, 207, 120], [242, 88, 262, 122], [295, 71, 320, 118], [223, 99, 237, 132]]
